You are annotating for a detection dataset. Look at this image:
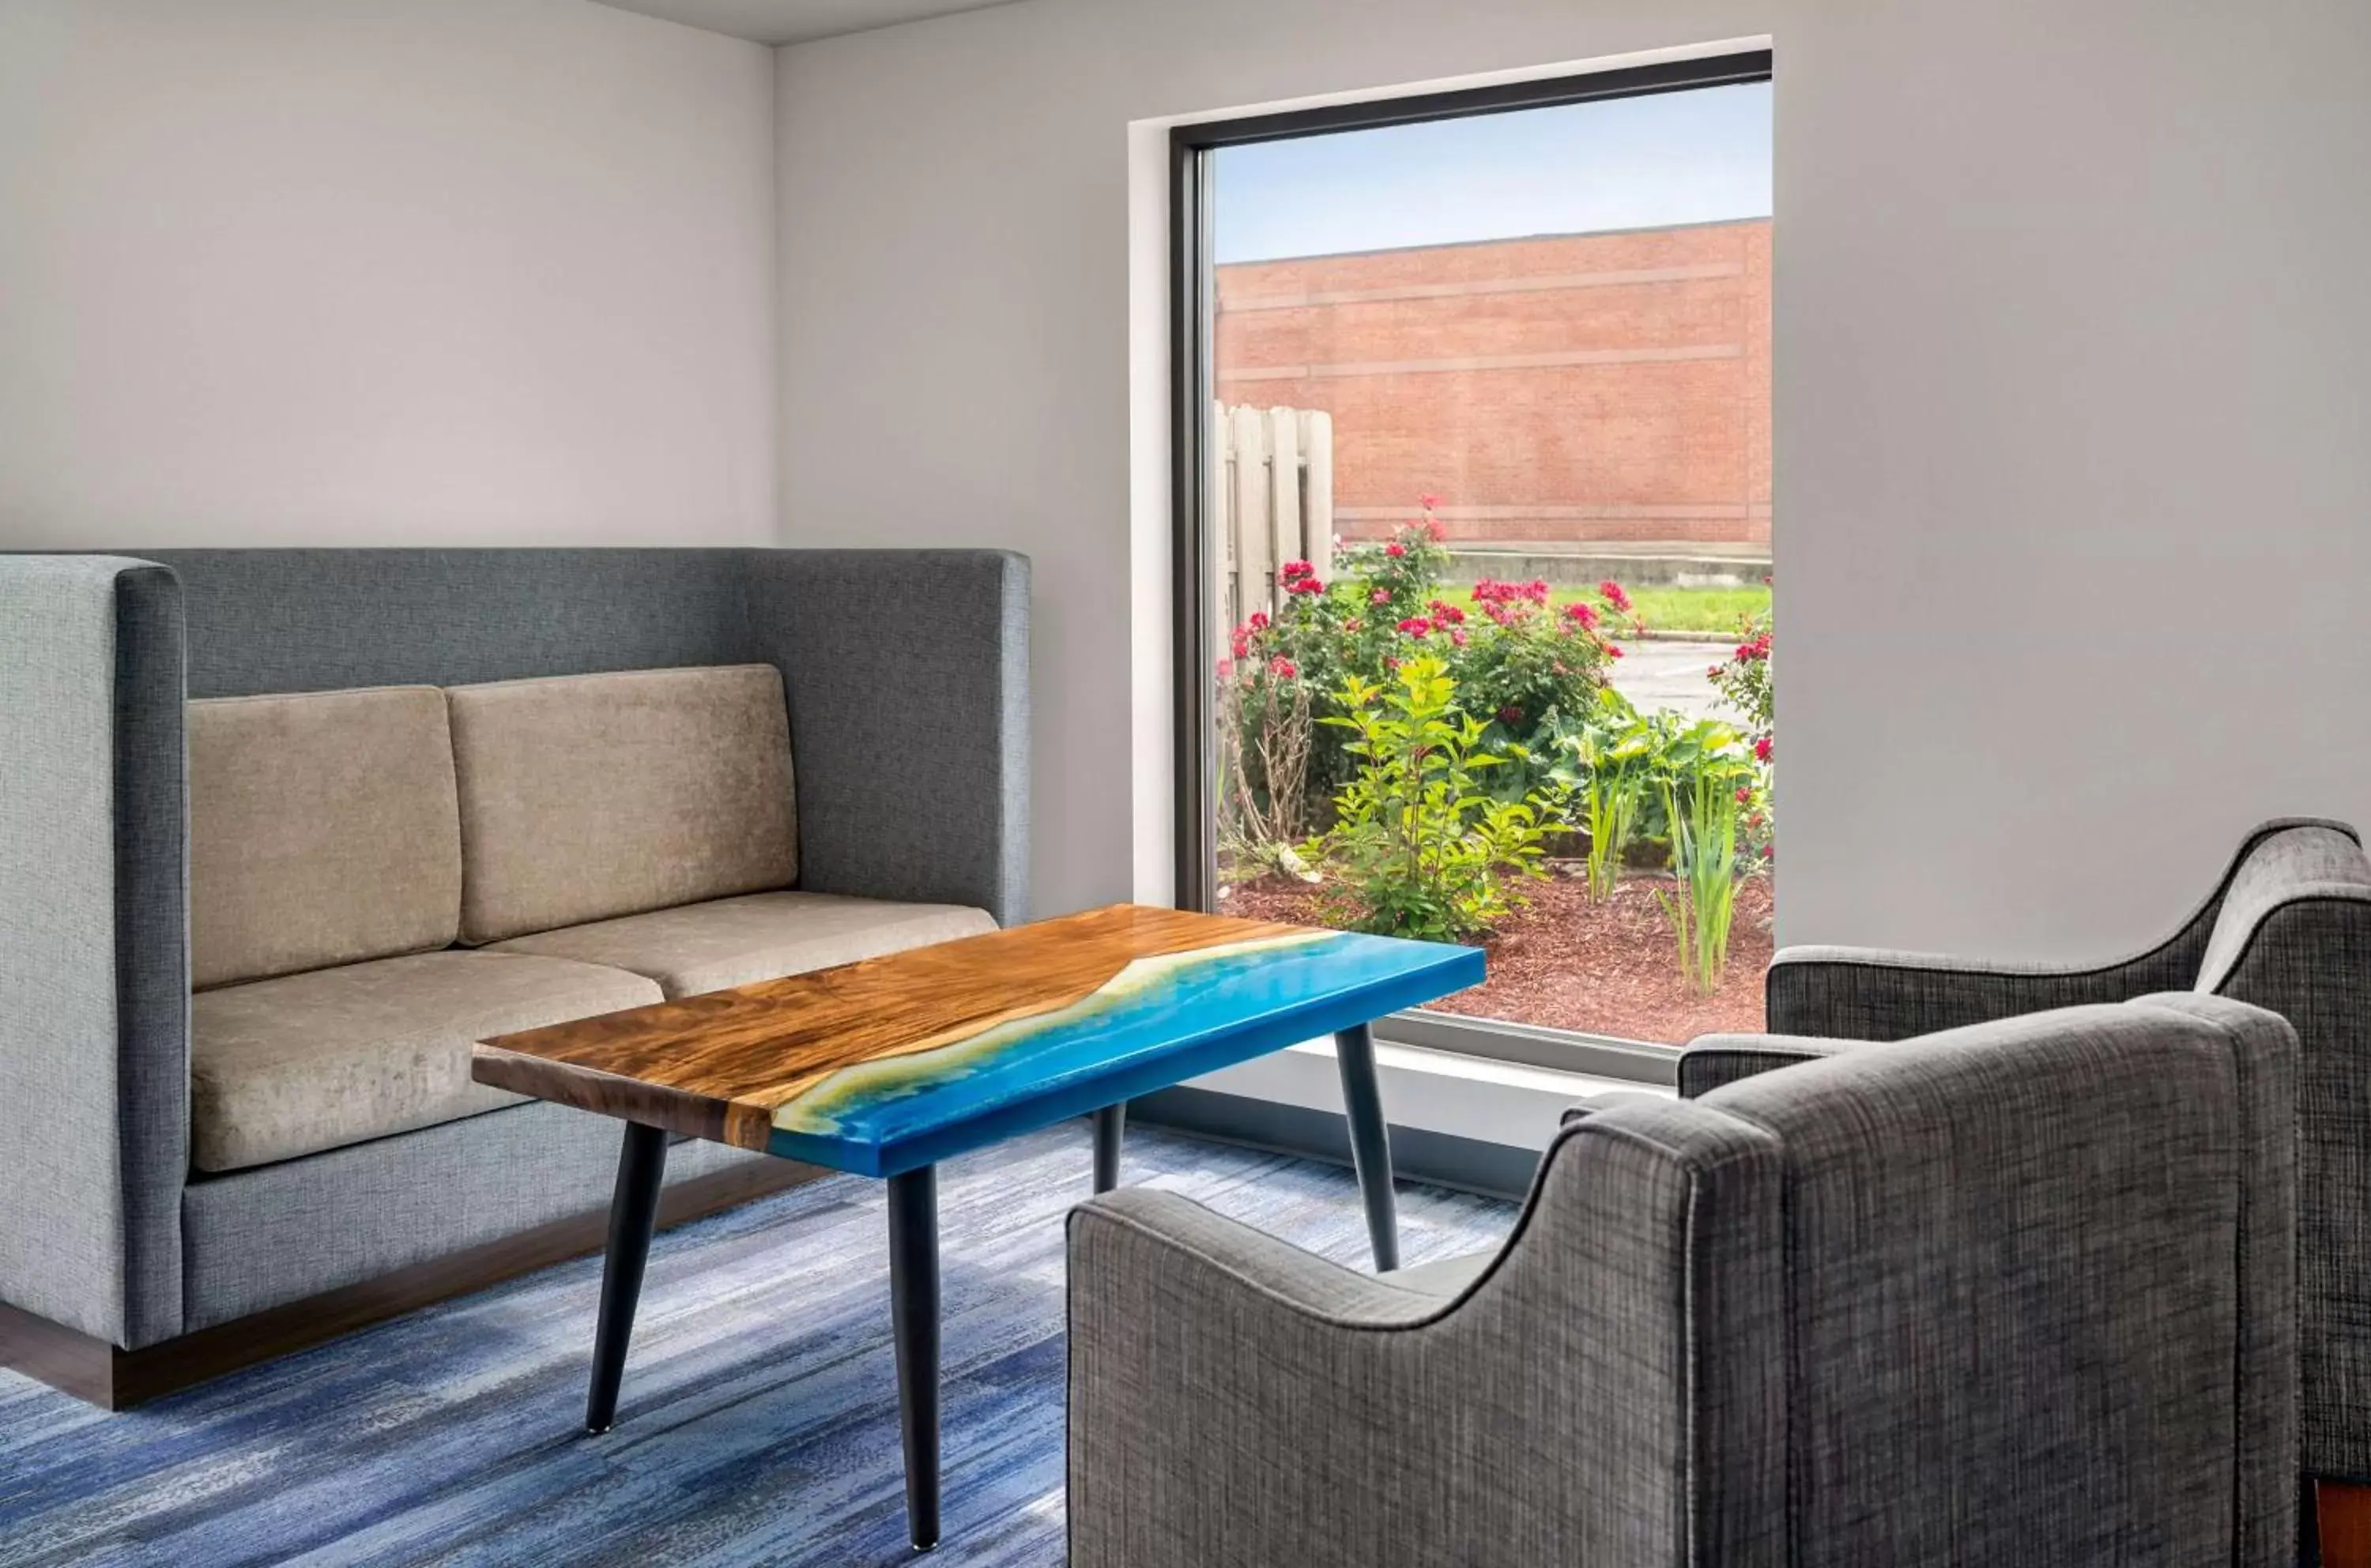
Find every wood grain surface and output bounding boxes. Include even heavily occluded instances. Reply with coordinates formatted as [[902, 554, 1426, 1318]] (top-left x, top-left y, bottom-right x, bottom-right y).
[[475, 905, 1310, 1151]]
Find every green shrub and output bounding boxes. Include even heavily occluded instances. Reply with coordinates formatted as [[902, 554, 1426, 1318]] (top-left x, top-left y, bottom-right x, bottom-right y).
[[1304, 657, 1546, 942]]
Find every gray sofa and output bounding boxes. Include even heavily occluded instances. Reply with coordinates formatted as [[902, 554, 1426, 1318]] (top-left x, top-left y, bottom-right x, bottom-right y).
[[0, 548, 1028, 1405], [1766, 817, 2371, 1487], [1068, 997, 2299, 1566]]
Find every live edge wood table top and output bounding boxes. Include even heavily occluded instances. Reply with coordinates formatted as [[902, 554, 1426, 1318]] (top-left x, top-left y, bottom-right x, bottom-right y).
[[475, 902, 1485, 1179]]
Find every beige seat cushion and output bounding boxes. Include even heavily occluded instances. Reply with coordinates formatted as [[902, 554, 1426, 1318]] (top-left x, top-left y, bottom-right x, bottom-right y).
[[486, 890, 997, 1000], [188, 686, 462, 989], [190, 951, 664, 1172], [446, 665, 798, 945]]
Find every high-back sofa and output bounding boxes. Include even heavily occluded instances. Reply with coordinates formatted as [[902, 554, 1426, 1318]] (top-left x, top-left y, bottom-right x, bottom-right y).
[[0, 548, 1029, 1407]]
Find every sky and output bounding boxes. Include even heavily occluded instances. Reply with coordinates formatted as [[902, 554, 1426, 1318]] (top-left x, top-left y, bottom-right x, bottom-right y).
[[1212, 81, 1772, 264]]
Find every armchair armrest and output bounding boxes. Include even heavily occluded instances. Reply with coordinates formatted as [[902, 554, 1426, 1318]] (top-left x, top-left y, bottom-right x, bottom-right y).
[[1678, 1032, 1861, 1098], [741, 549, 1030, 926], [0, 556, 187, 1348]]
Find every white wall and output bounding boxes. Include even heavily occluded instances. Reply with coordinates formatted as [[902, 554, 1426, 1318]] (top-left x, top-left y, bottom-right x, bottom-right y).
[[0, 0, 776, 546], [775, 0, 1768, 921], [780, 0, 2371, 954], [1777, 0, 2371, 956]]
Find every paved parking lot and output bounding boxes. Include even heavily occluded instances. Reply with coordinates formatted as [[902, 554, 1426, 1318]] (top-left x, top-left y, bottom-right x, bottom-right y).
[[1608, 639, 1749, 723]]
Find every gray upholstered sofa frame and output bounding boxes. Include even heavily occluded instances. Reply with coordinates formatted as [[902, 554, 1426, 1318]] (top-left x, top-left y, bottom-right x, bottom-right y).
[[0, 548, 1028, 1406]]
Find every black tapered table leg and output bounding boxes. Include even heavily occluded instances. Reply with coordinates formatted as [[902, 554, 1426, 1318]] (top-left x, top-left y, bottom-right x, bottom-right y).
[[586, 1121, 669, 1434], [1333, 1023, 1399, 1272], [1092, 1102, 1127, 1193], [888, 1165, 940, 1552]]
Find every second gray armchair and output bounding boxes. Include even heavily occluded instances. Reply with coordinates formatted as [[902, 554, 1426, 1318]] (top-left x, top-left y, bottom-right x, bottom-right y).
[[1067, 997, 2299, 1566], [1768, 817, 2371, 1487]]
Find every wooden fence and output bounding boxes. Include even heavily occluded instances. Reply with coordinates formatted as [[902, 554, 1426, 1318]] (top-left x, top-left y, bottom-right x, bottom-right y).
[[1213, 402, 1333, 639]]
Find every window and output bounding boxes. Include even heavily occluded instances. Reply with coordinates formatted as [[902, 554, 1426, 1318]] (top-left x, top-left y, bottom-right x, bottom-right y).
[[1172, 54, 1774, 1074]]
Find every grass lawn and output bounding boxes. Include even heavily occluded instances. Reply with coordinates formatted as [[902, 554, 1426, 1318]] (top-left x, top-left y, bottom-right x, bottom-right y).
[[1453, 582, 1770, 636]]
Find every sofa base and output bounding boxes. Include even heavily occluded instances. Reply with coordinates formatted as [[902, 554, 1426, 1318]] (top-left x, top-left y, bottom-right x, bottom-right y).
[[0, 1155, 820, 1411]]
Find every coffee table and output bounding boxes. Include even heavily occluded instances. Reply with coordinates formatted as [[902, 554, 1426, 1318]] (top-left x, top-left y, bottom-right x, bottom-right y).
[[473, 903, 1483, 1551]]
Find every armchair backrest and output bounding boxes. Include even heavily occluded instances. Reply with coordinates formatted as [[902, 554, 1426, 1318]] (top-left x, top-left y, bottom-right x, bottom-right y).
[[1570, 995, 2297, 1566]]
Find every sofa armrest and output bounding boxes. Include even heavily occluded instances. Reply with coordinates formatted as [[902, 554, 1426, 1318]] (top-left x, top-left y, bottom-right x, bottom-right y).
[[741, 550, 1030, 927], [1678, 1032, 1862, 1098], [0, 556, 187, 1348]]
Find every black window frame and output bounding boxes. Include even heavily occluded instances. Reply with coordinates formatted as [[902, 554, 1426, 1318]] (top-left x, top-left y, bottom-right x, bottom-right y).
[[1169, 49, 1773, 1081]]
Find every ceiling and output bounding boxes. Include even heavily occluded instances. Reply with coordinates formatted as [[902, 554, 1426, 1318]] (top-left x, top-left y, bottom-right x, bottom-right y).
[[590, 0, 1022, 46]]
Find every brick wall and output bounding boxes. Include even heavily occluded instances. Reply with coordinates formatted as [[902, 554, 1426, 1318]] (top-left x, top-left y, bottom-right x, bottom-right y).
[[1214, 218, 1772, 551]]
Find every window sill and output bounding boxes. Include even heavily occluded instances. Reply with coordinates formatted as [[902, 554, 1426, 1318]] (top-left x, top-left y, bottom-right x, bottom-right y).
[[1181, 1031, 1675, 1155]]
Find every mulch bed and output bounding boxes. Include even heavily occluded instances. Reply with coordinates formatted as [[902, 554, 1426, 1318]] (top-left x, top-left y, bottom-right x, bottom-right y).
[[1219, 863, 1774, 1045]]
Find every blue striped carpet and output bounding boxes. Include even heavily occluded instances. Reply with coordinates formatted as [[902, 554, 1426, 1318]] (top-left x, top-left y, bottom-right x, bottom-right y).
[[0, 1122, 1517, 1566]]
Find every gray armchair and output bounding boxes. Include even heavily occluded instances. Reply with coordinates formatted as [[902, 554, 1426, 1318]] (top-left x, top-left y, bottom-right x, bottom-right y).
[[1068, 997, 2297, 1566], [1767, 818, 2371, 1486]]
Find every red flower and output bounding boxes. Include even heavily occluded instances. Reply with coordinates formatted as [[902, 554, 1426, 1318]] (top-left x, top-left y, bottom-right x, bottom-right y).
[[1498, 705, 1524, 725], [1285, 576, 1324, 595], [1385, 542, 1406, 559], [1736, 785, 1754, 805], [1450, 629, 1468, 647], [1231, 631, 1250, 660], [1269, 657, 1297, 679], [1608, 645, 1625, 659], [1248, 612, 1268, 631], [1279, 560, 1314, 582], [1370, 589, 1391, 605], [1426, 600, 1465, 625], [1754, 735, 1774, 763], [1396, 616, 1433, 637], [1563, 601, 1598, 629], [1215, 658, 1233, 680], [1424, 518, 1446, 542], [1417, 492, 1442, 511], [1343, 616, 1361, 632], [1525, 579, 1551, 604], [1599, 580, 1633, 612], [1706, 664, 1723, 679]]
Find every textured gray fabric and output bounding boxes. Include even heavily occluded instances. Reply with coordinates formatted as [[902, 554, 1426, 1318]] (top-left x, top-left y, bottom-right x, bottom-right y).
[[126, 548, 753, 696], [1069, 998, 2298, 1567], [1703, 997, 2296, 1566], [1766, 817, 2354, 1040], [1069, 1098, 1789, 1567], [188, 952, 664, 1173], [0, 557, 187, 1348], [2200, 888, 2371, 1479], [2194, 824, 2371, 993], [1767, 818, 2368, 1482], [186, 686, 462, 989], [180, 1099, 784, 1329], [487, 890, 996, 999], [1676, 1032, 1857, 1098], [744, 550, 1031, 928]]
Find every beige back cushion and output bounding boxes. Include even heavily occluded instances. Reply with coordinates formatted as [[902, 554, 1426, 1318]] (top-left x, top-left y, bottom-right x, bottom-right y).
[[188, 687, 463, 990], [447, 665, 797, 944]]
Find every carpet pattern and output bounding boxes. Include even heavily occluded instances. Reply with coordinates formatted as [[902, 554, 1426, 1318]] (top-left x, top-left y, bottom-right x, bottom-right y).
[[0, 1123, 1517, 1566]]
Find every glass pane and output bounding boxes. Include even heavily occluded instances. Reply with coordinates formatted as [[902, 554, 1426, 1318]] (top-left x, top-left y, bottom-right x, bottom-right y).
[[1204, 82, 1774, 1046]]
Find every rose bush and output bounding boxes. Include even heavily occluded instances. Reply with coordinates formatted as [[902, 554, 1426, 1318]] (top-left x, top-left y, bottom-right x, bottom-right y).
[[1219, 495, 1776, 982]]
